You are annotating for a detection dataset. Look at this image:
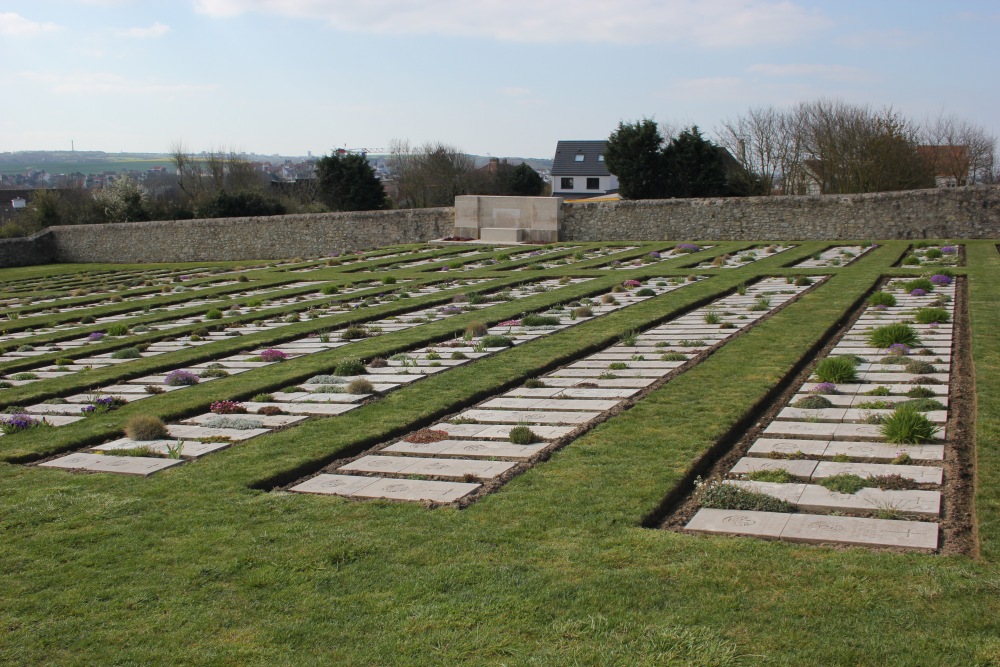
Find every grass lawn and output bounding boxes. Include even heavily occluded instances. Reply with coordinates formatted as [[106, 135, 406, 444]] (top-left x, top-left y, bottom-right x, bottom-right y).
[[1, 240, 998, 666]]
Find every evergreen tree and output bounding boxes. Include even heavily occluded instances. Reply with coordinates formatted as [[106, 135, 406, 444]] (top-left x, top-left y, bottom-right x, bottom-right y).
[[507, 163, 545, 196], [604, 119, 667, 199], [662, 126, 729, 198], [315, 153, 389, 211]]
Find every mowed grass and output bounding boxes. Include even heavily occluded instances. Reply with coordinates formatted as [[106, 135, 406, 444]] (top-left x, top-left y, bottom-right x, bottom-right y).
[[1, 240, 999, 666]]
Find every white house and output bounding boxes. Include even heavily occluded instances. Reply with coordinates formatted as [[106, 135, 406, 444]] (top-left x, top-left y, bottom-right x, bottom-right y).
[[550, 140, 619, 199]]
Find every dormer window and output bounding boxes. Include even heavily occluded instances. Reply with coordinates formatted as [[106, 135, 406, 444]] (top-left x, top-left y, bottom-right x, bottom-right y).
[[574, 154, 585, 162], [598, 155, 605, 162]]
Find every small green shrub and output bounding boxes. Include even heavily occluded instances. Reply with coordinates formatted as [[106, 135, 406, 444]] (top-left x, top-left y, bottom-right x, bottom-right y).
[[869, 474, 918, 490], [635, 288, 656, 297], [333, 359, 366, 376], [897, 398, 947, 412], [464, 321, 488, 338], [905, 386, 936, 399], [251, 393, 275, 402], [914, 307, 950, 324], [819, 474, 867, 494], [660, 352, 687, 361], [124, 415, 169, 441], [347, 378, 374, 394], [903, 359, 937, 375], [906, 278, 934, 292], [868, 291, 897, 307], [205, 309, 223, 320], [867, 323, 920, 348], [696, 480, 793, 513], [524, 379, 546, 388], [340, 326, 368, 341], [619, 329, 638, 346], [865, 386, 892, 396], [792, 395, 833, 409], [508, 426, 540, 444], [814, 357, 858, 383], [880, 406, 939, 443], [106, 323, 130, 337], [480, 335, 514, 348], [573, 306, 594, 318], [746, 468, 793, 483], [110, 347, 141, 360]]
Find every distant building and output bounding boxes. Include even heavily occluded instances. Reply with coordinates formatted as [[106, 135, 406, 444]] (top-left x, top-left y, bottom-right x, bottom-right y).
[[550, 140, 618, 199], [11, 197, 26, 210], [916, 145, 970, 187]]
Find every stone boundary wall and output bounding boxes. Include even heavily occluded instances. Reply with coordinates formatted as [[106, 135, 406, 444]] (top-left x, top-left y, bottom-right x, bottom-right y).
[[48, 207, 453, 264], [1, 186, 998, 268], [561, 185, 1000, 241], [0, 229, 56, 267]]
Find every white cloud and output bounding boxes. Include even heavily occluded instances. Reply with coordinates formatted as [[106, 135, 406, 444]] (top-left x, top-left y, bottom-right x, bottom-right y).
[[747, 63, 876, 83], [0, 12, 62, 36], [192, 0, 830, 46], [17, 71, 214, 95], [117, 22, 170, 38]]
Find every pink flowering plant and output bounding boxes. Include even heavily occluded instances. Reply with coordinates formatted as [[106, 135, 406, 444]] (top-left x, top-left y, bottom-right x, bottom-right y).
[[210, 400, 247, 415], [259, 349, 289, 362]]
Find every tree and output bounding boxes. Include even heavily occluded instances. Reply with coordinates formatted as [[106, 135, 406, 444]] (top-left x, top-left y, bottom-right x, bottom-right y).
[[315, 153, 389, 211], [507, 163, 545, 196], [387, 140, 476, 208], [923, 113, 997, 185], [662, 126, 729, 198], [195, 189, 287, 218], [93, 175, 151, 222], [604, 119, 666, 199], [718, 105, 804, 195]]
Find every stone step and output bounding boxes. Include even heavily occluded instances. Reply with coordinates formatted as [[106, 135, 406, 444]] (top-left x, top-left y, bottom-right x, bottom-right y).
[[729, 457, 943, 485]]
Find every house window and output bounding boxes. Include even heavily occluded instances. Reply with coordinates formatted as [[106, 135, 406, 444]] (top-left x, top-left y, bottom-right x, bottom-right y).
[[586, 177, 600, 190], [574, 154, 585, 162], [560, 177, 574, 189], [598, 155, 605, 162]]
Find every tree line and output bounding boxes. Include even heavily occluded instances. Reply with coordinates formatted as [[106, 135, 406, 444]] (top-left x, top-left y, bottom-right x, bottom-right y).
[[3, 142, 546, 238], [607, 99, 998, 200]]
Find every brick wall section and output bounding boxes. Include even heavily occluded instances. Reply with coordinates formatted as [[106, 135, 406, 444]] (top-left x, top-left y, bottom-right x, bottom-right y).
[[49, 207, 454, 263], [0, 229, 56, 267], [561, 185, 1000, 241]]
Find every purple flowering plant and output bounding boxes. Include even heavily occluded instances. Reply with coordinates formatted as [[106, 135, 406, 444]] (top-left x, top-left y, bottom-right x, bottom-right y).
[[887, 343, 911, 356], [910, 288, 928, 296], [930, 274, 952, 286], [87, 332, 105, 342], [164, 369, 200, 386], [810, 382, 838, 395], [0, 413, 50, 434]]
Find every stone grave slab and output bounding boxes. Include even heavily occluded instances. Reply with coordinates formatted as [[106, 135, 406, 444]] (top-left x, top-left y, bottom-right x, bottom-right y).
[[796, 484, 940, 517], [540, 378, 657, 388], [433, 423, 574, 440], [780, 513, 938, 550], [747, 438, 830, 458], [730, 457, 818, 478], [93, 438, 229, 459], [349, 476, 481, 502], [812, 461, 943, 485], [184, 413, 307, 428], [685, 508, 791, 539], [479, 398, 620, 411], [39, 452, 183, 476], [726, 480, 808, 503], [241, 402, 358, 416], [25, 403, 92, 416], [166, 424, 271, 441], [456, 409, 598, 425], [763, 422, 838, 439], [289, 393, 366, 403], [822, 441, 944, 462], [776, 407, 848, 423], [341, 455, 516, 480]]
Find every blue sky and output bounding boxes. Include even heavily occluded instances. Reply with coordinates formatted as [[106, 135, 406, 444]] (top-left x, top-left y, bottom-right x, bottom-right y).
[[2, 0, 997, 158]]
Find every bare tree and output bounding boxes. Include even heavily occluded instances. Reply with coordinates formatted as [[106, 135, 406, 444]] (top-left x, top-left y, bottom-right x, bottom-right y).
[[718, 105, 803, 195], [922, 113, 997, 185], [387, 140, 475, 208]]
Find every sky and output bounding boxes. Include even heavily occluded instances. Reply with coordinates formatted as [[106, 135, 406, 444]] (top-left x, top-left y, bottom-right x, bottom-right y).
[[1, 0, 998, 159]]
